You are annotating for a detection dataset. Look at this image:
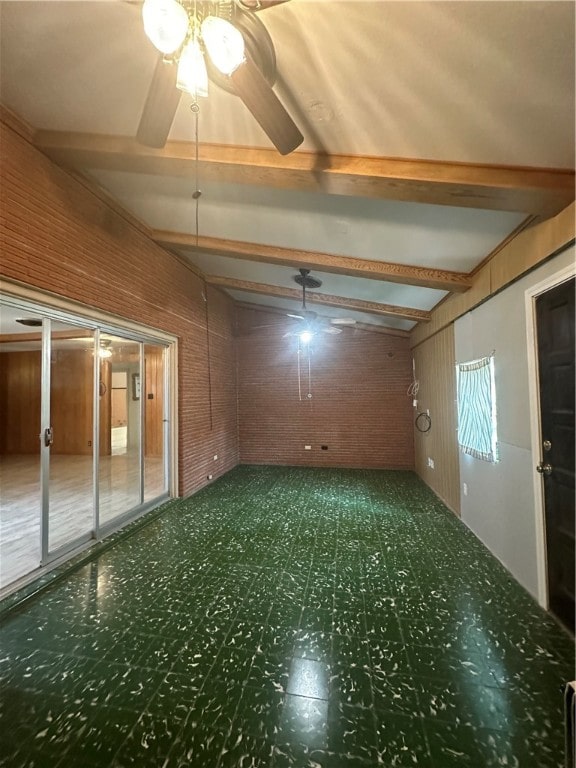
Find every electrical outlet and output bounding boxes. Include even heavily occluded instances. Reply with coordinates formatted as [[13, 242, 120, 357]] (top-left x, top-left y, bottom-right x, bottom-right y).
[[463, 483, 468, 496], [428, 457, 435, 469], [207, 474, 213, 480], [213, 455, 218, 461], [304, 445, 312, 450]]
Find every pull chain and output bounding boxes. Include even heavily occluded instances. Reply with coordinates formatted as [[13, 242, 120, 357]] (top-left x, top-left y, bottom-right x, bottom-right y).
[[297, 338, 302, 401], [297, 338, 313, 400], [191, 0, 201, 248], [191, 101, 201, 247], [307, 343, 312, 399]]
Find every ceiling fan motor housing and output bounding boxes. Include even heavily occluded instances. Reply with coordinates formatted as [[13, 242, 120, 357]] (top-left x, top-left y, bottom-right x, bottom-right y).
[[294, 272, 322, 290]]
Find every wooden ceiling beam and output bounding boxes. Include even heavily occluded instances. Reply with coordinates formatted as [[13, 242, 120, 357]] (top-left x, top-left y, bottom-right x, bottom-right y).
[[154, 231, 471, 293], [205, 275, 430, 322], [34, 131, 575, 216]]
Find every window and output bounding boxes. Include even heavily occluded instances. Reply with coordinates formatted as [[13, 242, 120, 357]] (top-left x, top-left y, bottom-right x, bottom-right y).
[[456, 354, 498, 462]]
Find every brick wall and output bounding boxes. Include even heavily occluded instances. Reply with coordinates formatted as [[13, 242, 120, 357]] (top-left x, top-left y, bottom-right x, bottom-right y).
[[237, 307, 414, 469], [0, 121, 239, 495]]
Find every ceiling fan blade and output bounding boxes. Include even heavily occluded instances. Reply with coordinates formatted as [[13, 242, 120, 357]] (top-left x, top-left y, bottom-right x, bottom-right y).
[[287, 313, 305, 320], [323, 326, 343, 335], [330, 318, 356, 326], [230, 57, 303, 155], [244, 323, 285, 332], [136, 55, 181, 148]]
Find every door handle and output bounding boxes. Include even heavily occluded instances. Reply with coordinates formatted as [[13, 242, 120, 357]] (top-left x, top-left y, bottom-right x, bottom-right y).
[[43, 427, 54, 447], [536, 462, 552, 476]]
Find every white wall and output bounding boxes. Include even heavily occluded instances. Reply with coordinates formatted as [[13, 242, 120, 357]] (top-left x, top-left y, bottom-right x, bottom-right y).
[[454, 244, 575, 602]]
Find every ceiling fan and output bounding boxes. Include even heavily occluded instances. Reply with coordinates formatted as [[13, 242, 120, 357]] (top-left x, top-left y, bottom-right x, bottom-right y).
[[284, 269, 356, 338], [137, 0, 303, 155]]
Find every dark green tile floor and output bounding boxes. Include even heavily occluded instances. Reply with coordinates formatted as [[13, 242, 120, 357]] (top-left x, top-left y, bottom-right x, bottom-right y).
[[0, 466, 574, 767]]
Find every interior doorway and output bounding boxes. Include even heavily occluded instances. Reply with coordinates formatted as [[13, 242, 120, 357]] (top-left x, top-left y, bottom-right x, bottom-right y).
[[111, 370, 129, 455], [535, 277, 575, 632]]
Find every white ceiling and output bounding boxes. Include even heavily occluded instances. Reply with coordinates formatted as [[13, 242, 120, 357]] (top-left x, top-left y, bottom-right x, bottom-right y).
[[1, 0, 574, 332]]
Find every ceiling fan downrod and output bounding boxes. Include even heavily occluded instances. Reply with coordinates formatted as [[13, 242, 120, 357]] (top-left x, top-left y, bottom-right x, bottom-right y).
[[294, 268, 322, 312]]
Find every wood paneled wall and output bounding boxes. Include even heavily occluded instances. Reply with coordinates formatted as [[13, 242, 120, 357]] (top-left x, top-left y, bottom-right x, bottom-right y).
[[237, 308, 414, 469], [144, 345, 164, 459], [0, 120, 239, 494], [50, 349, 93, 455], [409, 202, 575, 516], [100, 360, 112, 456], [0, 351, 42, 454], [411, 326, 460, 514], [0, 349, 113, 456]]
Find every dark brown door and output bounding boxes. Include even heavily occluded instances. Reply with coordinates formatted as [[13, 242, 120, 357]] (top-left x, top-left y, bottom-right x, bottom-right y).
[[536, 277, 575, 632]]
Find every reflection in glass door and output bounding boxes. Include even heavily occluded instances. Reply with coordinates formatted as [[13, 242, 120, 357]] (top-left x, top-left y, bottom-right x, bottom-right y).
[[0, 297, 173, 593], [0, 305, 43, 588], [47, 321, 95, 555], [98, 335, 142, 527]]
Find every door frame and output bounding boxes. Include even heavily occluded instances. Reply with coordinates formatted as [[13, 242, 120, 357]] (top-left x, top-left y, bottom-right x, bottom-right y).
[[40, 316, 51, 563], [525, 260, 575, 609], [43, 317, 97, 564]]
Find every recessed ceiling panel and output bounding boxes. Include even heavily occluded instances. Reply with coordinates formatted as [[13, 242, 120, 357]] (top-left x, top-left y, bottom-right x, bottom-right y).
[[88, 169, 527, 273]]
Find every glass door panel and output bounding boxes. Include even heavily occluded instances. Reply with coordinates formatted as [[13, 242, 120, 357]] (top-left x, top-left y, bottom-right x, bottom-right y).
[[47, 322, 95, 554], [144, 343, 167, 502], [0, 303, 43, 588], [99, 335, 141, 526]]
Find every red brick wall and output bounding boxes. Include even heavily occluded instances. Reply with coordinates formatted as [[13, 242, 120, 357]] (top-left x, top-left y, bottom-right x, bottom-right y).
[[237, 307, 415, 468], [0, 121, 239, 495]]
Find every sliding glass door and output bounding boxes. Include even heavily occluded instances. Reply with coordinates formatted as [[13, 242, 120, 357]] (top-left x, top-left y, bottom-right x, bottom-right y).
[[0, 296, 173, 593]]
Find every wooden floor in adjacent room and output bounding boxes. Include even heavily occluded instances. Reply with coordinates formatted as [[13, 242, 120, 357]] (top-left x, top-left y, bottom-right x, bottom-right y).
[[0, 452, 164, 590]]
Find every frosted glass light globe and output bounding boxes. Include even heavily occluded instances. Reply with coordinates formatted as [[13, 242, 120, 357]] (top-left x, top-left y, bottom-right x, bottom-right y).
[[142, 0, 189, 55], [201, 16, 245, 75]]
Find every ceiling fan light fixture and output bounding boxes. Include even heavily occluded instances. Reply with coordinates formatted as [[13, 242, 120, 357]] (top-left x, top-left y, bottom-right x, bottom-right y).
[[142, 0, 189, 55], [299, 330, 314, 344], [201, 16, 245, 76], [177, 36, 208, 97]]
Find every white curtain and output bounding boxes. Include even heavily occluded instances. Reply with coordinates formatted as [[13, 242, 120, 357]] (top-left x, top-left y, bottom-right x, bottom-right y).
[[456, 355, 497, 462]]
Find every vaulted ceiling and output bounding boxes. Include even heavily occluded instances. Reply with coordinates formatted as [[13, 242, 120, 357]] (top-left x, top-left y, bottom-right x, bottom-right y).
[[1, 0, 574, 334]]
